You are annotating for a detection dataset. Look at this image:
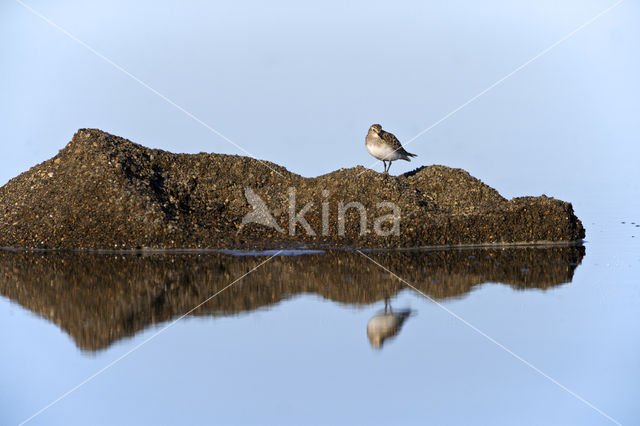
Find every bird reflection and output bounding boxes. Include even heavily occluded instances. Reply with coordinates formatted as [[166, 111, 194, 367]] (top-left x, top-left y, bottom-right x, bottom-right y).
[[366, 299, 413, 349]]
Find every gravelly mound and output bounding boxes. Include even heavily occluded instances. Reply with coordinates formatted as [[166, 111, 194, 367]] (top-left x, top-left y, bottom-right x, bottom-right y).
[[0, 129, 584, 249]]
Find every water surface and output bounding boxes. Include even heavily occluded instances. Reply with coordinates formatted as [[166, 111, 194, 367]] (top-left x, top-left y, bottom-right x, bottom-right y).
[[2, 235, 638, 425]]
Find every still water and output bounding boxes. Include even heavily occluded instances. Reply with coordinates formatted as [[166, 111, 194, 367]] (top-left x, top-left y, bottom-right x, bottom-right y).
[[1, 224, 638, 425]]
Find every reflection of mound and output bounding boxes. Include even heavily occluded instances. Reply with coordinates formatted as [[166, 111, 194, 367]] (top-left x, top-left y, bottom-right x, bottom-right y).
[[0, 246, 584, 351]]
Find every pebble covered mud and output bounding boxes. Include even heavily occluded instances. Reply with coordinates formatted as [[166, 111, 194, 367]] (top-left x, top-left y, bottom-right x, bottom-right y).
[[0, 129, 584, 250]]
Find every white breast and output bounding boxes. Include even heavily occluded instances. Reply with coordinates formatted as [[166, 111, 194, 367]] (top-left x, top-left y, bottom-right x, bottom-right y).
[[366, 139, 402, 161], [367, 314, 401, 336]]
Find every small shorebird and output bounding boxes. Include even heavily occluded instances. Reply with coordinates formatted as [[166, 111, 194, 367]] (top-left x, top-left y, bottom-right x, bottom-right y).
[[365, 124, 417, 173], [366, 299, 413, 349]]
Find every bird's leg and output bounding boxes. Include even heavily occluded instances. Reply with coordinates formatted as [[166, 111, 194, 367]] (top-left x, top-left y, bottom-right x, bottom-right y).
[[382, 160, 387, 173], [388, 160, 393, 173]]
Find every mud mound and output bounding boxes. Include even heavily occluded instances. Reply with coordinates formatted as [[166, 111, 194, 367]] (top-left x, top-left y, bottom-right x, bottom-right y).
[[0, 129, 584, 249]]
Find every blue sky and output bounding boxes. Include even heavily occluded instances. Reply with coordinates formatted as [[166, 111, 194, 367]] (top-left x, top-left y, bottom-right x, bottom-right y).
[[1, 0, 639, 221]]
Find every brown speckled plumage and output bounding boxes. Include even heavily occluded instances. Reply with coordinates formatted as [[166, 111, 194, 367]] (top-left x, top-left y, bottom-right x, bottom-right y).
[[379, 129, 415, 157]]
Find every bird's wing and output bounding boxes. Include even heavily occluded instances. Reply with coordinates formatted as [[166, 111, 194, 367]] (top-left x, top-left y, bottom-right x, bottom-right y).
[[380, 130, 409, 154]]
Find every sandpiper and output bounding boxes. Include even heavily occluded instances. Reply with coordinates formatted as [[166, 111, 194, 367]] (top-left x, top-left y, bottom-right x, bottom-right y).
[[366, 299, 413, 349], [365, 124, 417, 173]]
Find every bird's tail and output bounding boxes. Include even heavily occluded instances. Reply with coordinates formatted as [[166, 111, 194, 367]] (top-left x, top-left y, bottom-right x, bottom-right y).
[[396, 309, 413, 320], [401, 151, 417, 161]]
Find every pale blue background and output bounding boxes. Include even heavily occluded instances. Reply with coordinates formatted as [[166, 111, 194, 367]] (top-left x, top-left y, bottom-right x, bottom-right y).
[[1, 0, 639, 211], [1, 0, 639, 425]]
